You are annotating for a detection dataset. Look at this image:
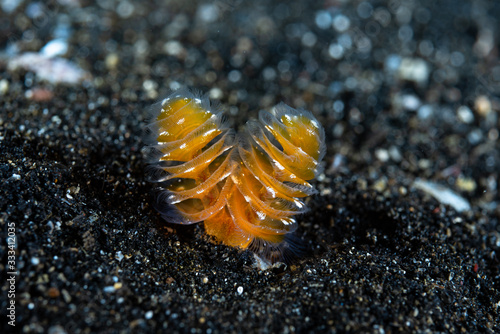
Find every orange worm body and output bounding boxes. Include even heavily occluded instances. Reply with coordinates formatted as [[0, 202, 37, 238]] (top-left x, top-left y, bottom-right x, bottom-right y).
[[144, 89, 325, 262]]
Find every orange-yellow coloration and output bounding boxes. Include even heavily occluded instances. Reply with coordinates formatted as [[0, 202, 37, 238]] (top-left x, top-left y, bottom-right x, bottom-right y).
[[144, 90, 325, 258]]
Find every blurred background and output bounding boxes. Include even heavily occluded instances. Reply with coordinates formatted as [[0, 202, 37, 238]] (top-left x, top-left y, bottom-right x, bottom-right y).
[[2, 0, 499, 206]]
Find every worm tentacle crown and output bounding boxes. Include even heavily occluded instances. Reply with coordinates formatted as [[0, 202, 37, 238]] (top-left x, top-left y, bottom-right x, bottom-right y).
[[144, 89, 325, 263]]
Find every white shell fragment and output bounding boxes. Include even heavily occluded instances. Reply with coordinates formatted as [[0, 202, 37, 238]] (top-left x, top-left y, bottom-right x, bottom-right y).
[[413, 179, 471, 212], [7, 52, 91, 85]]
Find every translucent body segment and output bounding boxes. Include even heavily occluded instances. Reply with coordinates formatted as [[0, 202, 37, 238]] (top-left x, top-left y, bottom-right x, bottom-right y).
[[158, 121, 223, 162], [173, 176, 233, 223], [231, 166, 307, 218], [157, 100, 212, 141], [227, 188, 296, 237], [246, 119, 318, 180], [166, 154, 235, 204], [159, 132, 233, 180], [258, 110, 321, 159], [158, 97, 192, 119], [271, 103, 326, 162], [238, 140, 316, 200]]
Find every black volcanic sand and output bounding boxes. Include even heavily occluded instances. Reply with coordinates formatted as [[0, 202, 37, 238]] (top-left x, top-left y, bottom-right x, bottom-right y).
[[1, 0, 499, 333]]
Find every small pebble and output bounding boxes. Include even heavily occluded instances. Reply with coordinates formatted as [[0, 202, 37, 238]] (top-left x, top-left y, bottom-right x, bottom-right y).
[[457, 106, 474, 124], [48, 287, 61, 298], [209, 87, 223, 100], [401, 94, 421, 111], [47, 325, 67, 334], [456, 177, 477, 192], [103, 286, 116, 293], [105, 53, 119, 70], [372, 178, 387, 192], [397, 58, 430, 85], [115, 251, 124, 262], [474, 95, 492, 117], [399, 186, 408, 196], [417, 104, 434, 120], [163, 40, 185, 58], [375, 149, 390, 162], [0, 79, 9, 95], [41, 39, 68, 58]]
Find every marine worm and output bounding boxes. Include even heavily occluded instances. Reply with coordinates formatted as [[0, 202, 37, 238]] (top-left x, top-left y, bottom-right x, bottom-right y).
[[143, 89, 325, 263]]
